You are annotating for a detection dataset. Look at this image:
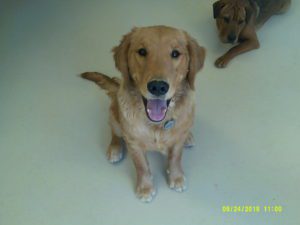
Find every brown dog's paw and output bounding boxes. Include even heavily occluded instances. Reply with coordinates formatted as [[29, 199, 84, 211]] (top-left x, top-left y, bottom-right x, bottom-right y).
[[167, 172, 187, 192], [136, 183, 156, 203], [215, 55, 230, 68], [106, 144, 124, 164]]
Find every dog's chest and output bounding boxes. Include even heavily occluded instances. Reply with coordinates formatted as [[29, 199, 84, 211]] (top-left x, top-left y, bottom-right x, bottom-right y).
[[150, 121, 179, 150], [133, 121, 185, 153], [118, 90, 195, 152], [121, 108, 194, 153]]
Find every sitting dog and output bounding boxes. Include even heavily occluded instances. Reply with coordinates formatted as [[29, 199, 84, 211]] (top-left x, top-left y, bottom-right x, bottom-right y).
[[213, 0, 291, 68], [81, 26, 205, 202]]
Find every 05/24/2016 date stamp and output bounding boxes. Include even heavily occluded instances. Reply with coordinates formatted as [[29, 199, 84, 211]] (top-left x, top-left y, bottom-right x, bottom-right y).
[[222, 205, 283, 213]]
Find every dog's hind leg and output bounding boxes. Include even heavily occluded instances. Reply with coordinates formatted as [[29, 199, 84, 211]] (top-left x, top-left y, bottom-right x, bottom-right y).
[[106, 104, 124, 164], [106, 130, 124, 163], [184, 132, 195, 149]]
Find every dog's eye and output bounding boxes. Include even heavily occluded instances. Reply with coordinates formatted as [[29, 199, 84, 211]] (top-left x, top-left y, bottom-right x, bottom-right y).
[[223, 17, 230, 23], [238, 20, 244, 25], [171, 50, 180, 59], [137, 48, 147, 57]]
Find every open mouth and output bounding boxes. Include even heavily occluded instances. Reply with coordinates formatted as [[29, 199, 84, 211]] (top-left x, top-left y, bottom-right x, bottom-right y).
[[142, 97, 171, 122]]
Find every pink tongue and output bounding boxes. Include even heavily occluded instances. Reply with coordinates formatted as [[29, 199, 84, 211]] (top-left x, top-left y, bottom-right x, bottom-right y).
[[146, 99, 167, 122]]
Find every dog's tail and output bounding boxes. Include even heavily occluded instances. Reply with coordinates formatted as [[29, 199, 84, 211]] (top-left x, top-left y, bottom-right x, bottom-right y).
[[81, 72, 120, 98]]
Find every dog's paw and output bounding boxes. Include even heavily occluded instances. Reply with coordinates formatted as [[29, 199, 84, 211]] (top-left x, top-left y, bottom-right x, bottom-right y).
[[168, 173, 187, 192], [136, 184, 156, 203], [184, 132, 195, 149], [215, 56, 230, 68], [106, 144, 124, 164]]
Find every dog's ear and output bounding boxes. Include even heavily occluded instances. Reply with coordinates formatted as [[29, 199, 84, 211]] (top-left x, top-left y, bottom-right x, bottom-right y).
[[213, 1, 223, 18], [112, 28, 136, 82], [185, 33, 205, 90]]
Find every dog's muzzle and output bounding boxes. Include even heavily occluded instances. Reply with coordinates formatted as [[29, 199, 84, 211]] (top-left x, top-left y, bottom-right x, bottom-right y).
[[227, 33, 237, 44]]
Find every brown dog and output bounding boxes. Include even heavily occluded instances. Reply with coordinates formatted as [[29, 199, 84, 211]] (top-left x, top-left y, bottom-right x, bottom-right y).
[[213, 0, 291, 68], [81, 26, 205, 202]]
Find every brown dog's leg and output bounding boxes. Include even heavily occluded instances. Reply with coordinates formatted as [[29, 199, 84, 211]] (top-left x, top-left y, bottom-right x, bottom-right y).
[[130, 148, 156, 202], [106, 131, 123, 163], [215, 28, 260, 68], [167, 138, 187, 192]]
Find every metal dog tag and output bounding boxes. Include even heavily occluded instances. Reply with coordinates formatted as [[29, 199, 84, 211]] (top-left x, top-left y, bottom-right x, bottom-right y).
[[164, 119, 175, 130]]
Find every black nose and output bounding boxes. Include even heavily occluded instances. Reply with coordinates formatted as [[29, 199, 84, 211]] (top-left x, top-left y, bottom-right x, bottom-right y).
[[147, 80, 169, 96], [227, 33, 236, 43]]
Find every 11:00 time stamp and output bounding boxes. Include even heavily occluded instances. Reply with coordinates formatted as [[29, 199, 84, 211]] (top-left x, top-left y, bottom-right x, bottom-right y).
[[222, 205, 283, 213]]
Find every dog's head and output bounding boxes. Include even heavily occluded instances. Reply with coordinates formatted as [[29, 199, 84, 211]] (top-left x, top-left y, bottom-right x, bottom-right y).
[[113, 26, 205, 123], [213, 0, 254, 44]]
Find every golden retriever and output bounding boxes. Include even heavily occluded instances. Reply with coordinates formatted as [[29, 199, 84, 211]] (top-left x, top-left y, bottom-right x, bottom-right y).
[[81, 25, 205, 202]]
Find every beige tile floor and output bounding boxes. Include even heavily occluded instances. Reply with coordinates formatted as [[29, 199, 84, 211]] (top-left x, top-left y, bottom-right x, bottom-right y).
[[0, 0, 299, 224]]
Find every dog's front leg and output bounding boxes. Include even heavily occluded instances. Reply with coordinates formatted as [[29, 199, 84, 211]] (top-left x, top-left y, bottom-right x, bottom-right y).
[[215, 29, 260, 68], [215, 38, 260, 68], [167, 139, 187, 192], [130, 148, 156, 202]]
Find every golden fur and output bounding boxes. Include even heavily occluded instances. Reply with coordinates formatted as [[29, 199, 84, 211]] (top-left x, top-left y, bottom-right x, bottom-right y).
[[82, 26, 205, 202]]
